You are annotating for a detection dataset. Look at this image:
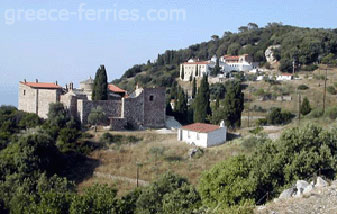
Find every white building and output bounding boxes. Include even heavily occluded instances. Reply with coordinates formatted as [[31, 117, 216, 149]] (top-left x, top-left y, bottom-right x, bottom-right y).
[[180, 54, 257, 81], [180, 59, 211, 81], [177, 121, 227, 148], [276, 73, 293, 81]]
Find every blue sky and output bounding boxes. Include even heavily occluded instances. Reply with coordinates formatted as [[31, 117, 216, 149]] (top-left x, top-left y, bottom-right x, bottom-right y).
[[1, 0, 337, 106]]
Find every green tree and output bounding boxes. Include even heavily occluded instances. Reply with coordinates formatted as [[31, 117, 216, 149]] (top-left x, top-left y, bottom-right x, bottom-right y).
[[162, 184, 201, 214], [70, 184, 118, 214], [192, 78, 196, 98], [92, 65, 108, 100], [136, 172, 189, 214], [222, 81, 244, 128], [88, 106, 108, 125], [199, 155, 256, 209], [300, 97, 311, 115], [193, 75, 211, 123], [181, 66, 185, 80]]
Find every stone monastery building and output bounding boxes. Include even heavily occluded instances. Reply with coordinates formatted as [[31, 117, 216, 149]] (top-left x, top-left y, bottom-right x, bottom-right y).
[[18, 76, 166, 130]]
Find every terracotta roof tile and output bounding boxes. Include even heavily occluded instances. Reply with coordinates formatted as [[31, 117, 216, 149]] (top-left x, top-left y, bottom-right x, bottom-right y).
[[20, 81, 62, 89], [181, 123, 220, 133], [108, 84, 127, 93], [183, 61, 209, 65]]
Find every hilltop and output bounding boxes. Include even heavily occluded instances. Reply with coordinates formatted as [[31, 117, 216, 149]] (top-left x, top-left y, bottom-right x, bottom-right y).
[[112, 23, 337, 91]]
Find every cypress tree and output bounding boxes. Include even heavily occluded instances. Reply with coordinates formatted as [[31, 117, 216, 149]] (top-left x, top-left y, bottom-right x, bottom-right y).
[[92, 65, 108, 100], [192, 78, 196, 98], [181, 65, 185, 80], [215, 94, 220, 109], [193, 75, 211, 123], [223, 81, 244, 128]]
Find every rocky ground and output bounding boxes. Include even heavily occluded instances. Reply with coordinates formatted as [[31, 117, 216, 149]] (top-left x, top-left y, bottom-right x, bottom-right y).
[[255, 180, 337, 214]]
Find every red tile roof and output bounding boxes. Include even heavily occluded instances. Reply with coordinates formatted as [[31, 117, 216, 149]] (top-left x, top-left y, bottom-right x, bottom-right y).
[[108, 84, 126, 93], [224, 55, 240, 60], [183, 61, 209, 65], [182, 123, 220, 133], [20, 81, 62, 89], [282, 73, 293, 76]]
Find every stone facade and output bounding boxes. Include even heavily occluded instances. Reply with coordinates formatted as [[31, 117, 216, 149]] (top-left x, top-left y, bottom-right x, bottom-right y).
[[77, 99, 122, 124], [18, 81, 63, 118], [18, 79, 166, 130]]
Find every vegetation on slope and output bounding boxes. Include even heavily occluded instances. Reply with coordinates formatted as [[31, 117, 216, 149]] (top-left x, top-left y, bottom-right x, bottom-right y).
[[113, 23, 337, 91]]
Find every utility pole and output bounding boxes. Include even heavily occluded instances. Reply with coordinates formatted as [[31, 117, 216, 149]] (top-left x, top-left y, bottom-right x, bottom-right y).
[[247, 82, 251, 127], [292, 60, 295, 75], [298, 94, 301, 125], [323, 69, 328, 114]]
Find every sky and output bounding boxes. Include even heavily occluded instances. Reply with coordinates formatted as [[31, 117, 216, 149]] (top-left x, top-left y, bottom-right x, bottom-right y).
[[1, 0, 337, 106]]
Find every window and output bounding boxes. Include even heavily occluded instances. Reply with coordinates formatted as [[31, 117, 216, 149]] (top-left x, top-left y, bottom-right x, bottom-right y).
[[23, 90, 26, 95], [149, 95, 154, 101]]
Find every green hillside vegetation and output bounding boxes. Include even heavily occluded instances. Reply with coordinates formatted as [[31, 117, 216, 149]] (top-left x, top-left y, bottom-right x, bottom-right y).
[[113, 23, 337, 91]]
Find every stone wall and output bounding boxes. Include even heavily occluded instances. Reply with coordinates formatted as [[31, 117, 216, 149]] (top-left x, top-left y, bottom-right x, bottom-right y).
[[123, 94, 144, 128], [77, 99, 122, 124], [143, 88, 166, 127], [18, 84, 37, 115], [109, 117, 127, 131]]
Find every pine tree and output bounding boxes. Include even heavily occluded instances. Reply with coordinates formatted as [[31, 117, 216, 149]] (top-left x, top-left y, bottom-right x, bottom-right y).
[[193, 75, 211, 123], [192, 78, 196, 98], [92, 65, 108, 100], [300, 97, 311, 115]]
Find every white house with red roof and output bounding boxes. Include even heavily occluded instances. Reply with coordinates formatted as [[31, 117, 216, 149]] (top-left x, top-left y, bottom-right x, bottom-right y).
[[177, 121, 227, 148], [276, 73, 293, 81], [180, 54, 257, 81]]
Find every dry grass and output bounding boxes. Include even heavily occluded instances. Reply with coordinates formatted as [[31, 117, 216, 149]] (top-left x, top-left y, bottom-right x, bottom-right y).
[[242, 68, 337, 128], [77, 131, 248, 195]]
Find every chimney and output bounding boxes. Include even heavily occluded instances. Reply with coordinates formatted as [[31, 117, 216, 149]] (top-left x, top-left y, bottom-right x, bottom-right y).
[[70, 82, 74, 90], [35, 79, 38, 83], [24, 79, 26, 83], [65, 83, 68, 90], [55, 81, 58, 86]]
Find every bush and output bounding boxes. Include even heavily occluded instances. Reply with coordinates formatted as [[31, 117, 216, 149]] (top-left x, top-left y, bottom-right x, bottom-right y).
[[266, 108, 294, 125], [310, 108, 324, 118], [327, 86, 337, 95], [326, 107, 337, 119], [301, 64, 318, 71], [300, 97, 311, 116], [297, 85, 309, 90]]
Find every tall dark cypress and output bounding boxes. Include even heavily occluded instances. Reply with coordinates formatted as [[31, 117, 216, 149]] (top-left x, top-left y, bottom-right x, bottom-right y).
[[92, 65, 108, 100], [193, 75, 211, 123], [192, 78, 196, 98]]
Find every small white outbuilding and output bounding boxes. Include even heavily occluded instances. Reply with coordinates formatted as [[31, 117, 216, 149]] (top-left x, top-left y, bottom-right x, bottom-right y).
[[177, 121, 227, 148]]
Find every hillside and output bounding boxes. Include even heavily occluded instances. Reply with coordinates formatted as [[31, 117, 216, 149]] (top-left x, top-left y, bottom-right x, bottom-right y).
[[112, 23, 337, 92]]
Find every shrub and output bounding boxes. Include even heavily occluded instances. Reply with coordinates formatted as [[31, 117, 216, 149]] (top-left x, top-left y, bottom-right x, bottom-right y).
[[301, 64, 318, 71], [309, 108, 324, 118], [297, 85, 309, 90], [326, 107, 337, 119], [327, 86, 337, 95], [266, 108, 294, 125], [300, 97, 311, 116]]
